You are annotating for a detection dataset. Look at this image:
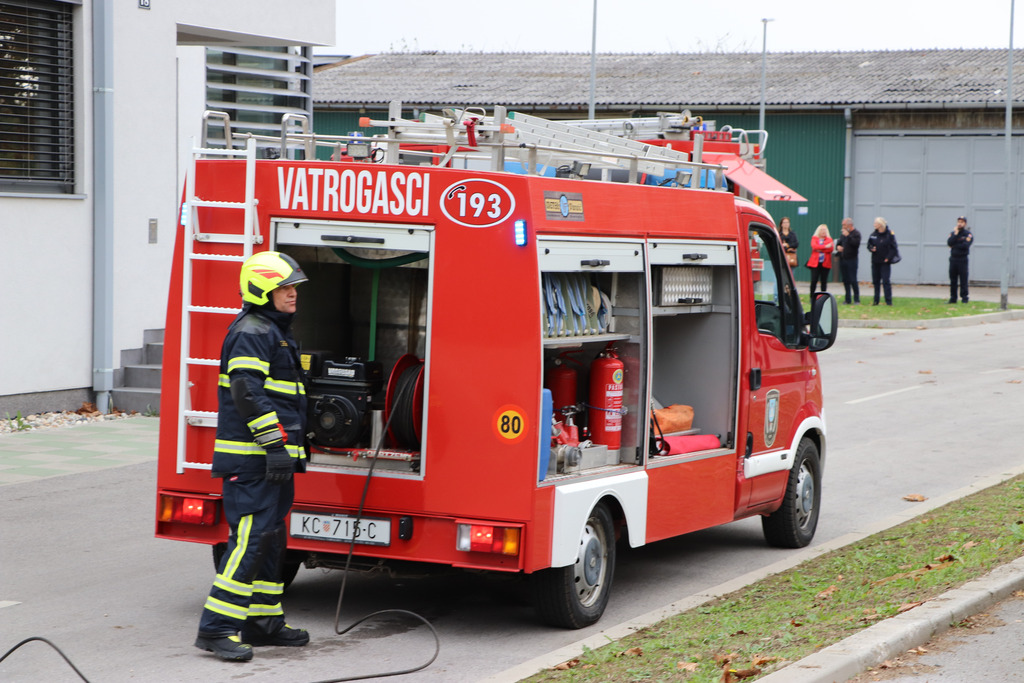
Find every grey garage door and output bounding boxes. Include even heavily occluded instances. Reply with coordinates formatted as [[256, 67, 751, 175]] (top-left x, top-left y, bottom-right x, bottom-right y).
[[851, 132, 1024, 286]]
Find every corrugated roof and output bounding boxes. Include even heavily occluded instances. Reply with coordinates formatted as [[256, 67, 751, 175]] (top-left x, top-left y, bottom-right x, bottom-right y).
[[313, 49, 1024, 109]]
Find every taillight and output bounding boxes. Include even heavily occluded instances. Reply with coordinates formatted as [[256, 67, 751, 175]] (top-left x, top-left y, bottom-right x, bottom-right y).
[[159, 494, 218, 526], [456, 523, 520, 555]]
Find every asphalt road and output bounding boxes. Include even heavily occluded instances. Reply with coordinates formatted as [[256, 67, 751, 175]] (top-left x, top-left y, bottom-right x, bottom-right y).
[[2, 319, 1022, 682]]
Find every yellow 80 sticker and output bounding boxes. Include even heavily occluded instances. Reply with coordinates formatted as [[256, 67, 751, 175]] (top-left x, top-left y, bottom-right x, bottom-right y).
[[494, 405, 529, 444]]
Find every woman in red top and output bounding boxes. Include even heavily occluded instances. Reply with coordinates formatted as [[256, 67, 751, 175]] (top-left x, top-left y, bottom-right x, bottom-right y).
[[805, 224, 834, 297]]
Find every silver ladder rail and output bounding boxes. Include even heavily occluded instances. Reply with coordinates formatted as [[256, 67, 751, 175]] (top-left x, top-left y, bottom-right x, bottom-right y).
[[177, 136, 260, 473]]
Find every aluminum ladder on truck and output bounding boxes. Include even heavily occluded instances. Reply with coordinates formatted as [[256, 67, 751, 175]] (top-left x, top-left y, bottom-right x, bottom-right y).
[[175, 133, 260, 473], [359, 102, 720, 187], [564, 111, 767, 165]]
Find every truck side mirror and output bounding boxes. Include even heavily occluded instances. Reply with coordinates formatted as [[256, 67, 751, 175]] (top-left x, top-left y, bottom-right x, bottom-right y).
[[805, 292, 838, 352]]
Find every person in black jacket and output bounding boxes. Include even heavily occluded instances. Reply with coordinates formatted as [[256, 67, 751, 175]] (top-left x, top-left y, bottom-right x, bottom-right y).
[[947, 215, 973, 303], [835, 217, 861, 304], [778, 216, 799, 268], [867, 217, 898, 306], [195, 251, 311, 662]]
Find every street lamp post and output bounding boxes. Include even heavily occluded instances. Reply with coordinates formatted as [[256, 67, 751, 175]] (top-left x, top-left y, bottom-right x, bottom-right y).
[[759, 18, 774, 139], [589, 0, 597, 120]]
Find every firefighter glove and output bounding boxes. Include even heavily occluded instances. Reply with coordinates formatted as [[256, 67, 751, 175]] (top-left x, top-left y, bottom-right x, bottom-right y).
[[265, 447, 292, 484]]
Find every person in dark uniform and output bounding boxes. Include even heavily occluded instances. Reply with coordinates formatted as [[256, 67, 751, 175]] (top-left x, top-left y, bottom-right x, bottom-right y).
[[835, 217, 861, 304], [947, 215, 973, 303], [867, 217, 898, 306], [194, 251, 310, 662]]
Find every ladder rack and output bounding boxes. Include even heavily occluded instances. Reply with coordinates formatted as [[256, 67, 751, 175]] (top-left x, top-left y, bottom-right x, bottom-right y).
[[176, 134, 261, 473], [211, 103, 728, 189]]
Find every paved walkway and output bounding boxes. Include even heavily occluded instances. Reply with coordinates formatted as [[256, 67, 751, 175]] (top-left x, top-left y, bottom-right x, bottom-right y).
[[0, 416, 158, 486]]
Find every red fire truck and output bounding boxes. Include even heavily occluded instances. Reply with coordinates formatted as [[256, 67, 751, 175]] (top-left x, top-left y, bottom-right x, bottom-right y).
[[156, 106, 837, 629]]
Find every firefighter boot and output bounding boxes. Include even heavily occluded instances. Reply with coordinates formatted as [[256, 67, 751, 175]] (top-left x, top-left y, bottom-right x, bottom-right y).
[[194, 632, 254, 661], [241, 616, 310, 647]]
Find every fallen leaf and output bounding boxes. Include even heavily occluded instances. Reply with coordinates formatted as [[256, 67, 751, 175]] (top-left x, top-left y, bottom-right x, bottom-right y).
[[790, 618, 803, 627], [617, 646, 643, 657], [816, 585, 838, 600], [752, 656, 780, 666], [934, 554, 956, 563], [908, 646, 928, 655], [879, 659, 897, 669], [715, 652, 739, 666], [898, 601, 924, 613], [903, 494, 927, 502], [677, 661, 700, 672], [962, 541, 979, 549], [1008, 379, 1022, 384], [730, 630, 747, 636], [918, 369, 933, 374], [553, 658, 579, 670], [730, 667, 762, 679]]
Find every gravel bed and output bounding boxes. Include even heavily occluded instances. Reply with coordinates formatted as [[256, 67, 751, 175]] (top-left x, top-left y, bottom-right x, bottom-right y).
[[0, 407, 143, 435]]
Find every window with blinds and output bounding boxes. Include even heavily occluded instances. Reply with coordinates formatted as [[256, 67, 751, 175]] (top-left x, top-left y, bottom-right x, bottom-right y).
[[0, 0, 75, 193], [205, 46, 312, 157]]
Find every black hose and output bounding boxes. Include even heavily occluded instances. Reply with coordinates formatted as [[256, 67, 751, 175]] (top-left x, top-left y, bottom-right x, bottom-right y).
[[312, 372, 440, 683], [0, 637, 92, 682]]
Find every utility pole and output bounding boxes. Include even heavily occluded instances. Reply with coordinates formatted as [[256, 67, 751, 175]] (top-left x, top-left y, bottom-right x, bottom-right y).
[[589, 0, 598, 120]]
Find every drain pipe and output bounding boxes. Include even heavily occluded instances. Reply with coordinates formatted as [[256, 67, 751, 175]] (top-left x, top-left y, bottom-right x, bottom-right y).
[[92, 0, 114, 412], [843, 108, 852, 218]]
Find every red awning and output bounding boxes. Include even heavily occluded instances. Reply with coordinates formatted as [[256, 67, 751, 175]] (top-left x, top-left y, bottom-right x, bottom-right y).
[[702, 153, 807, 202]]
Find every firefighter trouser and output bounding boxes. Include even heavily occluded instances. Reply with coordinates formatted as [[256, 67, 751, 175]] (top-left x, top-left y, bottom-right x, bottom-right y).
[[198, 477, 293, 636]]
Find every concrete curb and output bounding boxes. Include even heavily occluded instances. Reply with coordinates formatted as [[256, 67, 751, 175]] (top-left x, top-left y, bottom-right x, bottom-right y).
[[839, 309, 1024, 329], [758, 557, 1024, 683], [483, 461, 1024, 683]]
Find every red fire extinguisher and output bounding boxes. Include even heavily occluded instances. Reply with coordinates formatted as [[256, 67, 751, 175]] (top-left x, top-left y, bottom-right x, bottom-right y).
[[545, 352, 582, 418], [588, 344, 624, 450]]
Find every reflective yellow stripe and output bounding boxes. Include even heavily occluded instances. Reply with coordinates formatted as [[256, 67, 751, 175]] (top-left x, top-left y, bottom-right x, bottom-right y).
[[227, 356, 269, 375], [214, 440, 265, 455], [286, 444, 304, 459], [218, 373, 230, 388], [247, 602, 284, 617], [264, 378, 300, 395], [223, 515, 253, 581], [248, 412, 279, 433], [253, 580, 284, 596], [214, 574, 253, 597], [204, 595, 249, 621]]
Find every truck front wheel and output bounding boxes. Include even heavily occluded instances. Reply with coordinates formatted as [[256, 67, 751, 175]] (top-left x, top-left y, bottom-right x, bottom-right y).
[[762, 438, 821, 548], [531, 502, 616, 629]]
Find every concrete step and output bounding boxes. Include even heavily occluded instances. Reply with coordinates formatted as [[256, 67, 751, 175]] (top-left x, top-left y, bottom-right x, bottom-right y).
[[145, 341, 163, 365], [111, 387, 160, 415], [123, 364, 162, 389]]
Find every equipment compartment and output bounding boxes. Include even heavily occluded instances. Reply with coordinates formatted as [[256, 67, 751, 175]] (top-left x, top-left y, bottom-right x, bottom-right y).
[[539, 238, 648, 473], [649, 242, 740, 456], [275, 220, 432, 474]]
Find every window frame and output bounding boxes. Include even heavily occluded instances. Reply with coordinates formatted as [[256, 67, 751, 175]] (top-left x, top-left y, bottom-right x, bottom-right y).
[[0, 0, 76, 194]]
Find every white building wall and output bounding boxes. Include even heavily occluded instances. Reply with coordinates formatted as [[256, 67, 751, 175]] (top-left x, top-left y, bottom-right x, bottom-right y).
[[0, 0, 334, 414]]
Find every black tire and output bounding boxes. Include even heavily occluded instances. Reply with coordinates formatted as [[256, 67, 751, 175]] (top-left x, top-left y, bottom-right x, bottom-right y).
[[531, 502, 616, 629], [211, 543, 302, 590], [762, 438, 821, 548]]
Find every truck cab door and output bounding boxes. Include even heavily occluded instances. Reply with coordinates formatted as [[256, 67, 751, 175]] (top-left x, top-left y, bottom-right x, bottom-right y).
[[741, 222, 809, 509]]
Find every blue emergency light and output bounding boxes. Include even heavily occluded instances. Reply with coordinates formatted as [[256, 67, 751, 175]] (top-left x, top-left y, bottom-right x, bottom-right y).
[[514, 219, 528, 247]]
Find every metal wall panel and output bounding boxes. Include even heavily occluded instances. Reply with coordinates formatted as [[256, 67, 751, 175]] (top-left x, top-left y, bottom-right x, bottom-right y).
[[852, 132, 1023, 286]]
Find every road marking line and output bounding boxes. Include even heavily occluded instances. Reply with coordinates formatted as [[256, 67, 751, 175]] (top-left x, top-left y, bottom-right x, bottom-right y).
[[846, 384, 924, 405], [0, 601, 22, 609]]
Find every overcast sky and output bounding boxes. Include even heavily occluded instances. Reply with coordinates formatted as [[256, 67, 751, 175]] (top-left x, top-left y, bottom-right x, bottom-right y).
[[320, 0, 1019, 56]]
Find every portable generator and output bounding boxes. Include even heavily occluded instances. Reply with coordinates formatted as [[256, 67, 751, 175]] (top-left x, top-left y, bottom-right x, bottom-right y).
[[304, 353, 384, 448]]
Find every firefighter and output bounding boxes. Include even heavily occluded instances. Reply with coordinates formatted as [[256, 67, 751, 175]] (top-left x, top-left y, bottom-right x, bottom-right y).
[[194, 251, 310, 662]]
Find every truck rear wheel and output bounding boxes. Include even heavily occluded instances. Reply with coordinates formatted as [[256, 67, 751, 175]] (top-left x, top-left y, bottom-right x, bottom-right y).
[[762, 438, 821, 548], [531, 502, 616, 629]]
